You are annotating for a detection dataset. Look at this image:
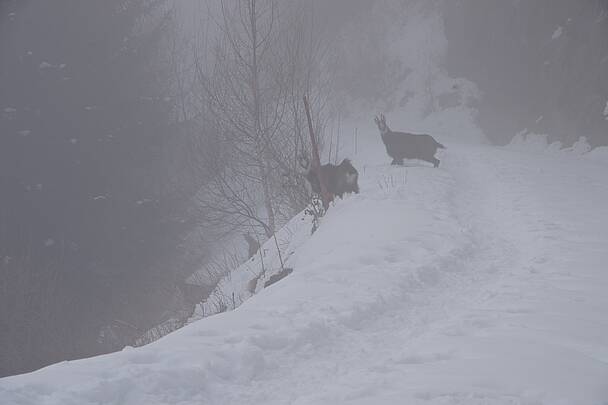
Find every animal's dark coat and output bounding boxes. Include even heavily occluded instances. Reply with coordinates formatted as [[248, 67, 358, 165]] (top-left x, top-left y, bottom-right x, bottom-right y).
[[374, 115, 445, 167], [306, 159, 360, 199]]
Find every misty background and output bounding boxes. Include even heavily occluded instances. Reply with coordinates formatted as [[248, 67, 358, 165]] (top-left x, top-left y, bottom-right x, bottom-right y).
[[1, 0, 606, 377]]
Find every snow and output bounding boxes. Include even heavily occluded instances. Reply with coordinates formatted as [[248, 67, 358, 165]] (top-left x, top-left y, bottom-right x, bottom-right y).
[[603, 100, 608, 120], [551, 26, 563, 40], [37, 62, 66, 70], [189, 203, 319, 321], [507, 129, 550, 152], [507, 130, 601, 160], [587, 146, 608, 163], [2, 139, 608, 404], [566, 136, 591, 155]]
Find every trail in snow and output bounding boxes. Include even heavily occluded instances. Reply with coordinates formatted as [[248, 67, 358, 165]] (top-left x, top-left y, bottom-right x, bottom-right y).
[[1, 144, 607, 405], [217, 145, 608, 405]]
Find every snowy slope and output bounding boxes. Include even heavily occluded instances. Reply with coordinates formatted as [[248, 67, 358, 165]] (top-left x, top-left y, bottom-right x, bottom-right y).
[[188, 203, 317, 322], [2, 142, 608, 405]]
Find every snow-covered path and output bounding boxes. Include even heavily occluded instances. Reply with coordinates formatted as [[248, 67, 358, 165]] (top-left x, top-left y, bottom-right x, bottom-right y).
[[228, 145, 608, 405], [2, 144, 608, 404]]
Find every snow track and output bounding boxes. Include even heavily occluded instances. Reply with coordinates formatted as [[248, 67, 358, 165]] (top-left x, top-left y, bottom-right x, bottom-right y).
[[1, 145, 607, 404]]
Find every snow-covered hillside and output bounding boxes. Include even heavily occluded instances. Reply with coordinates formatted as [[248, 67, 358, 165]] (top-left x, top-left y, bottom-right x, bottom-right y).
[[1, 141, 608, 404]]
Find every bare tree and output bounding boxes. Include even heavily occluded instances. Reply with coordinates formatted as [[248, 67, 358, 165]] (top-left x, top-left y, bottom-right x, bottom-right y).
[[272, 0, 334, 212], [193, 0, 333, 240]]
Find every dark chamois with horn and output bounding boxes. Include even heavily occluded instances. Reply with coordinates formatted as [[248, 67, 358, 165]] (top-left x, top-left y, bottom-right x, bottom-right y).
[[374, 114, 445, 167]]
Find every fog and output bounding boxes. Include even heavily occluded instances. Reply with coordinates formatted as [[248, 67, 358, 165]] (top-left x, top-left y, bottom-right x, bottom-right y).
[[1, 0, 606, 378]]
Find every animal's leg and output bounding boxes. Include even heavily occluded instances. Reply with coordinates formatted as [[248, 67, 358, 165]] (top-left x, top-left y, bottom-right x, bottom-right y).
[[431, 157, 440, 168], [391, 158, 399, 165]]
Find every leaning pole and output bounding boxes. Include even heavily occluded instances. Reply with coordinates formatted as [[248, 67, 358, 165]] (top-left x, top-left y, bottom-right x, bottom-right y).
[[303, 95, 332, 210]]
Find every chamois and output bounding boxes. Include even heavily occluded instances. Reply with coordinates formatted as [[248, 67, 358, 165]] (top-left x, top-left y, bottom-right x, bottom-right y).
[[374, 114, 445, 167], [304, 158, 360, 199]]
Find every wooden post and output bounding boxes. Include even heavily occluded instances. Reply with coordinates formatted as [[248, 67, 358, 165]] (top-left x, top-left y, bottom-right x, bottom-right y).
[[303, 95, 332, 209], [335, 113, 340, 164]]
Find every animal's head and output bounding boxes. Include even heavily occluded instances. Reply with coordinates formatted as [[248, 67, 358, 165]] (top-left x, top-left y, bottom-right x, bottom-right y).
[[339, 159, 359, 193], [374, 114, 390, 136]]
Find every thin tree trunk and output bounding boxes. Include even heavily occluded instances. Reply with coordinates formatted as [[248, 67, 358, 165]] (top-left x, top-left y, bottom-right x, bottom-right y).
[[249, 0, 275, 236]]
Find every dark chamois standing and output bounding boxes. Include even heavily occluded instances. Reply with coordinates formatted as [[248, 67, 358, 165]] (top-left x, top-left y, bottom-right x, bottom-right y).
[[305, 158, 360, 200], [374, 114, 445, 167]]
